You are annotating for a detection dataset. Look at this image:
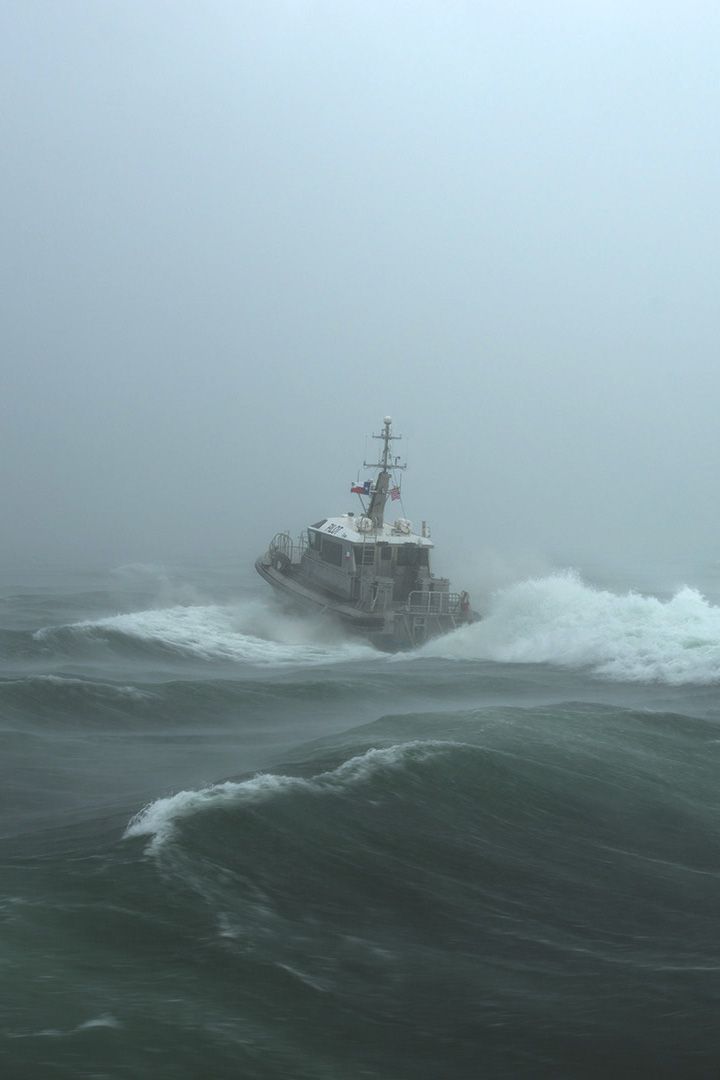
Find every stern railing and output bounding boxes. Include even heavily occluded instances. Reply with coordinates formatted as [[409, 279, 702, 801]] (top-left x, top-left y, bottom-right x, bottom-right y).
[[406, 591, 461, 616], [268, 531, 307, 567]]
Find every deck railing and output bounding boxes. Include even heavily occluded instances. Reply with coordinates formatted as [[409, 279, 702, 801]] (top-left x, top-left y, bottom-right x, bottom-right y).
[[269, 531, 307, 566], [406, 591, 461, 615]]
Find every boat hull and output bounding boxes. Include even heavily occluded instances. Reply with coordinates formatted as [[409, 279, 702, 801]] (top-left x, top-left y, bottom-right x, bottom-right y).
[[255, 558, 385, 630], [254, 557, 465, 652]]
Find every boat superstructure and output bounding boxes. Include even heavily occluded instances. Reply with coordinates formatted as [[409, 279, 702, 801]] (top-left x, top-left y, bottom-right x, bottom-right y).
[[255, 416, 474, 650]]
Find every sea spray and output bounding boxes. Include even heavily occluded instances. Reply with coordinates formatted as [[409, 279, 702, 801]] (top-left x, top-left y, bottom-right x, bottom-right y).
[[422, 571, 720, 683], [33, 601, 378, 666]]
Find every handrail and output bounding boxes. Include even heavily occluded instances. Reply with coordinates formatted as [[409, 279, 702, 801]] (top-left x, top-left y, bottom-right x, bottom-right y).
[[269, 531, 308, 566], [406, 591, 460, 615]]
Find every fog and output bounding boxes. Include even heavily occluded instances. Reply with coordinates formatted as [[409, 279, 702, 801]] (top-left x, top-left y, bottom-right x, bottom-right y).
[[2, 2, 719, 580]]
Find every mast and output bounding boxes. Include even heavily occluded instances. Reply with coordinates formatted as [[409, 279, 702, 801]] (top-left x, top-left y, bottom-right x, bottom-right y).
[[364, 415, 406, 529]]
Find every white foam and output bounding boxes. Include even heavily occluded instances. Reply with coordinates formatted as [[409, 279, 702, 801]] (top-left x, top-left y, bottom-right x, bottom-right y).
[[422, 571, 720, 684], [76, 1015, 122, 1031], [124, 740, 459, 853], [8, 1015, 122, 1039], [35, 601, 377, 666]]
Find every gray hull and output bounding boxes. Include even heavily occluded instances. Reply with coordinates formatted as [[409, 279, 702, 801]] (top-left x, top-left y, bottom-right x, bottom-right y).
[[254, 556, 468, 652], [255, 557, 387, 630]]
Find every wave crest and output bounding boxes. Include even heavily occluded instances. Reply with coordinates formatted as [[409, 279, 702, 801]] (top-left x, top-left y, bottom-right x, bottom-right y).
[[34, 601, 377, 666], [124, 740, 461, 853], [425, 572, 720, 684]]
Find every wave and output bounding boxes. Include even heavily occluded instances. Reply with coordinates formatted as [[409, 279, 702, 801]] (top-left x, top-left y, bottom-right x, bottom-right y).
[[7, 1015, 123, 1039], [425, 572, 720, 684], [0, 668, 405, 737], [12, 573, 720, 682], [124, 740, 460, 852], [18, 703, 720, 1079], [122, 703, 720, 946], [1, 673, 149, 698], [32, 601, 377, 666], [121, 704, 720, 1014], [124, 698, 719, 857], [0, 674, 154, 729]]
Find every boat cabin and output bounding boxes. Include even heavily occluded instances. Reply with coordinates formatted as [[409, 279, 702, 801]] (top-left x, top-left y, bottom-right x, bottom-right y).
[[301, 514, 443, 606]]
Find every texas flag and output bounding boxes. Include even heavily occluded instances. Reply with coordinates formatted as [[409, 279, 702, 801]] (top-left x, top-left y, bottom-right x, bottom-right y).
[[351, 480, 372, 495]]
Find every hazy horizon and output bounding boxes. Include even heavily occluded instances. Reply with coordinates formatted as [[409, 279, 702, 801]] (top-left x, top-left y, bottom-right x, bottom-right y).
[[3, 2, 719, 581]]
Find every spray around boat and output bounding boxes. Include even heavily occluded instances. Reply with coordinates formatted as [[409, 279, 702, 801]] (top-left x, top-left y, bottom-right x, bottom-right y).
[[255, 417, 476, 650]]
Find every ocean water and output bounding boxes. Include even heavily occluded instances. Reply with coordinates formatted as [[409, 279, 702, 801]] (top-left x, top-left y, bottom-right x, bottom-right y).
[[2, 559, 720, 1079]]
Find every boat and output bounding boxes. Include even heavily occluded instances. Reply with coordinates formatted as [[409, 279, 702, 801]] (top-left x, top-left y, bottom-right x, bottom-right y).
[[255, 416, 476, 651]]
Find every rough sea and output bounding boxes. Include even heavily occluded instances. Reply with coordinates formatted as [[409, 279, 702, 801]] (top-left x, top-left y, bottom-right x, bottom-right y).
[[2, 558, 720, 1079]]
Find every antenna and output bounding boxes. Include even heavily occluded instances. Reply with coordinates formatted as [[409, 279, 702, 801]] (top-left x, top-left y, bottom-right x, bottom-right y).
[[363, 416, 406, 528]]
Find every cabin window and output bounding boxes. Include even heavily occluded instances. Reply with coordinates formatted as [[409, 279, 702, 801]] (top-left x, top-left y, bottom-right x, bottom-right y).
[[354, 545, 375, 566], [396, 545, 415, 566], [321, 536, 343, 566], [396, 545, 428, 567], [379, 544, 391, 561], [307, 531, 320, 550]]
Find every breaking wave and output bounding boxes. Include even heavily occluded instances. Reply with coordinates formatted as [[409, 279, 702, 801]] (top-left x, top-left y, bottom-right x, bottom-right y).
[[32, 601, 376, 666], [426, 572, 720, 684], [14, 574, 720, 683], [124, 740, 459, 852]]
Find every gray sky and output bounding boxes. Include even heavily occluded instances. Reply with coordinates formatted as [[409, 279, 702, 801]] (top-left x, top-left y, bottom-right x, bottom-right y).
[[2, 1, 719, 574]]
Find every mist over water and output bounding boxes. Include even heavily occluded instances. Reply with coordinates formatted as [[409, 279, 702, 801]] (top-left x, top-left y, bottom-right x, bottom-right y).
[[2, 2, 720, 569], [425, 571, 720, 684], [14, 562, 720, 685]]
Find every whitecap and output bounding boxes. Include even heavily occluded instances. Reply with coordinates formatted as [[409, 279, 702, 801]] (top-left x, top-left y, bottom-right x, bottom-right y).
[[34, 601, 378, 667], [421, 571, 720, 684], [124, 740, 462, 853], [76, 1015, 122, 1031]]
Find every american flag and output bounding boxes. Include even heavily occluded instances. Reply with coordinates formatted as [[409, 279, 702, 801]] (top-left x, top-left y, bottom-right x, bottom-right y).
[[390, 485, 401, 501]]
